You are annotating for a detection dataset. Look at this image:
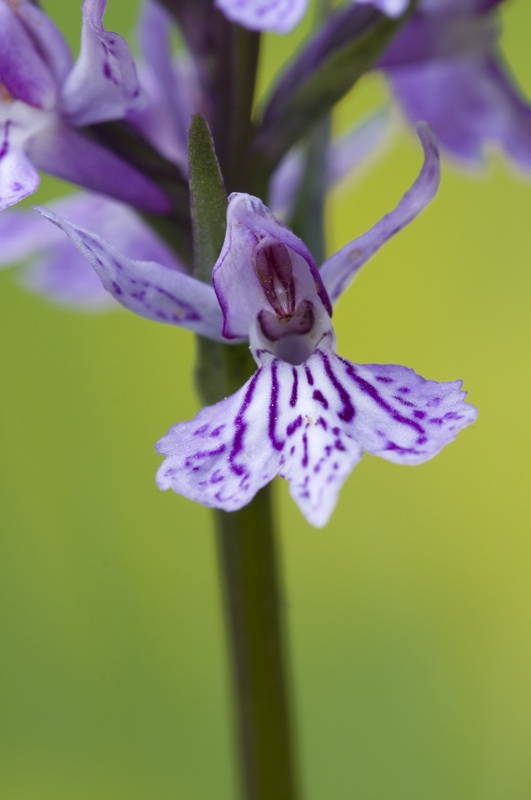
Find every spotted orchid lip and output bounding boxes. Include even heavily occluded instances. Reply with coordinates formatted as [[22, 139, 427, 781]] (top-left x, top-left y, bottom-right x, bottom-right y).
[[156, 349, 477, 527]]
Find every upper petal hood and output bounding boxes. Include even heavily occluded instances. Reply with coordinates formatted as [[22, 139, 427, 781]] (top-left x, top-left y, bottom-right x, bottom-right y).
[[213, 193, 332, 341]]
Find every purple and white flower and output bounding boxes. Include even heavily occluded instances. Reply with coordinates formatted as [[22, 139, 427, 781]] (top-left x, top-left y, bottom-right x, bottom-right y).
[[0, 0, 169, 212], [37, 124, 477, 526]]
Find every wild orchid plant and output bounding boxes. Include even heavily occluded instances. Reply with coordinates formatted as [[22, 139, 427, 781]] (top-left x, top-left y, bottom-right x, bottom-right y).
[[1, 0, 529, 797]]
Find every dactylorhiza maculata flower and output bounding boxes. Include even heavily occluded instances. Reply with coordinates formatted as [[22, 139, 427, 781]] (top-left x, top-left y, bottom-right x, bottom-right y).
[[0, 0, 169, 212], [218, 0, 531, 171], [37, 124, 477, 527]]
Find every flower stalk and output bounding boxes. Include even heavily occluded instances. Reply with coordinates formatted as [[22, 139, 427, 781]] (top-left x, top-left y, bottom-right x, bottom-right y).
[[189, 113, 300, 800], [214, 490, 300, 800]]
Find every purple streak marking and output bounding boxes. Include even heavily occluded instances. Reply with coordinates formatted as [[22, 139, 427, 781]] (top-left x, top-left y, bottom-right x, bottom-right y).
[[287, 415, 303, 436], [229, 369, 262, 475], [302, 432, 309, 468], [290, 368, 298, 407], [320, 353, 355, 423], [186, 444, 226, 467], [312, 389, 329, 409], [268, 362, 284, 452], [340, 359, 425, 437]]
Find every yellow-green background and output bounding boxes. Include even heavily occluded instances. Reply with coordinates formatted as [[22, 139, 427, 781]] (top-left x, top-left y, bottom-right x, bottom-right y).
[[1, 2, 530, 798]]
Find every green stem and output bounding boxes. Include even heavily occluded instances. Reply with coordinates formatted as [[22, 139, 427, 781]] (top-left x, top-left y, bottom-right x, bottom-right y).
[[214, 486, 300, 800], [195, 340, 300, 800]]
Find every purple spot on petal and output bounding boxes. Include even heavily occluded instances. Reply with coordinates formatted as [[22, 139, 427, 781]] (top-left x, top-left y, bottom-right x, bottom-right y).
[[302, 432, 309, 467]]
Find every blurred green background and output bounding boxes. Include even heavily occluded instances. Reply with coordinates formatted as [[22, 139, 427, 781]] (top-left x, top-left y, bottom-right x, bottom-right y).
[[1, 2, 531, 798]]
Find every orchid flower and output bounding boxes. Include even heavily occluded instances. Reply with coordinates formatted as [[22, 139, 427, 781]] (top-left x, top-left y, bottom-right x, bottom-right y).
[[0, 0, 169, 212], [37, 124, 477, 526], [0, 193, 184, 309]]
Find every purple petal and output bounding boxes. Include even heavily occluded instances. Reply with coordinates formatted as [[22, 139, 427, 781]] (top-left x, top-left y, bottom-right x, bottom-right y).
[[0, 118, 40, 211], [60, 0, 142, 126], [379, 12, 498, 69], [213, 192, 332, 340], [390, 55, 531, 170], [320, 122, 440, 304], [35, 206, 226, 339], [0, 193, 183, 309], [20, 239, 116, 311], [0, 3, 58, 108], [156, 366, 285, 513], [214, 0, 308, 33], [0, 201, 63, 263], [27, 121, 170, 213], [15, 1, 73, 85], [325, 358, 478, 465]]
